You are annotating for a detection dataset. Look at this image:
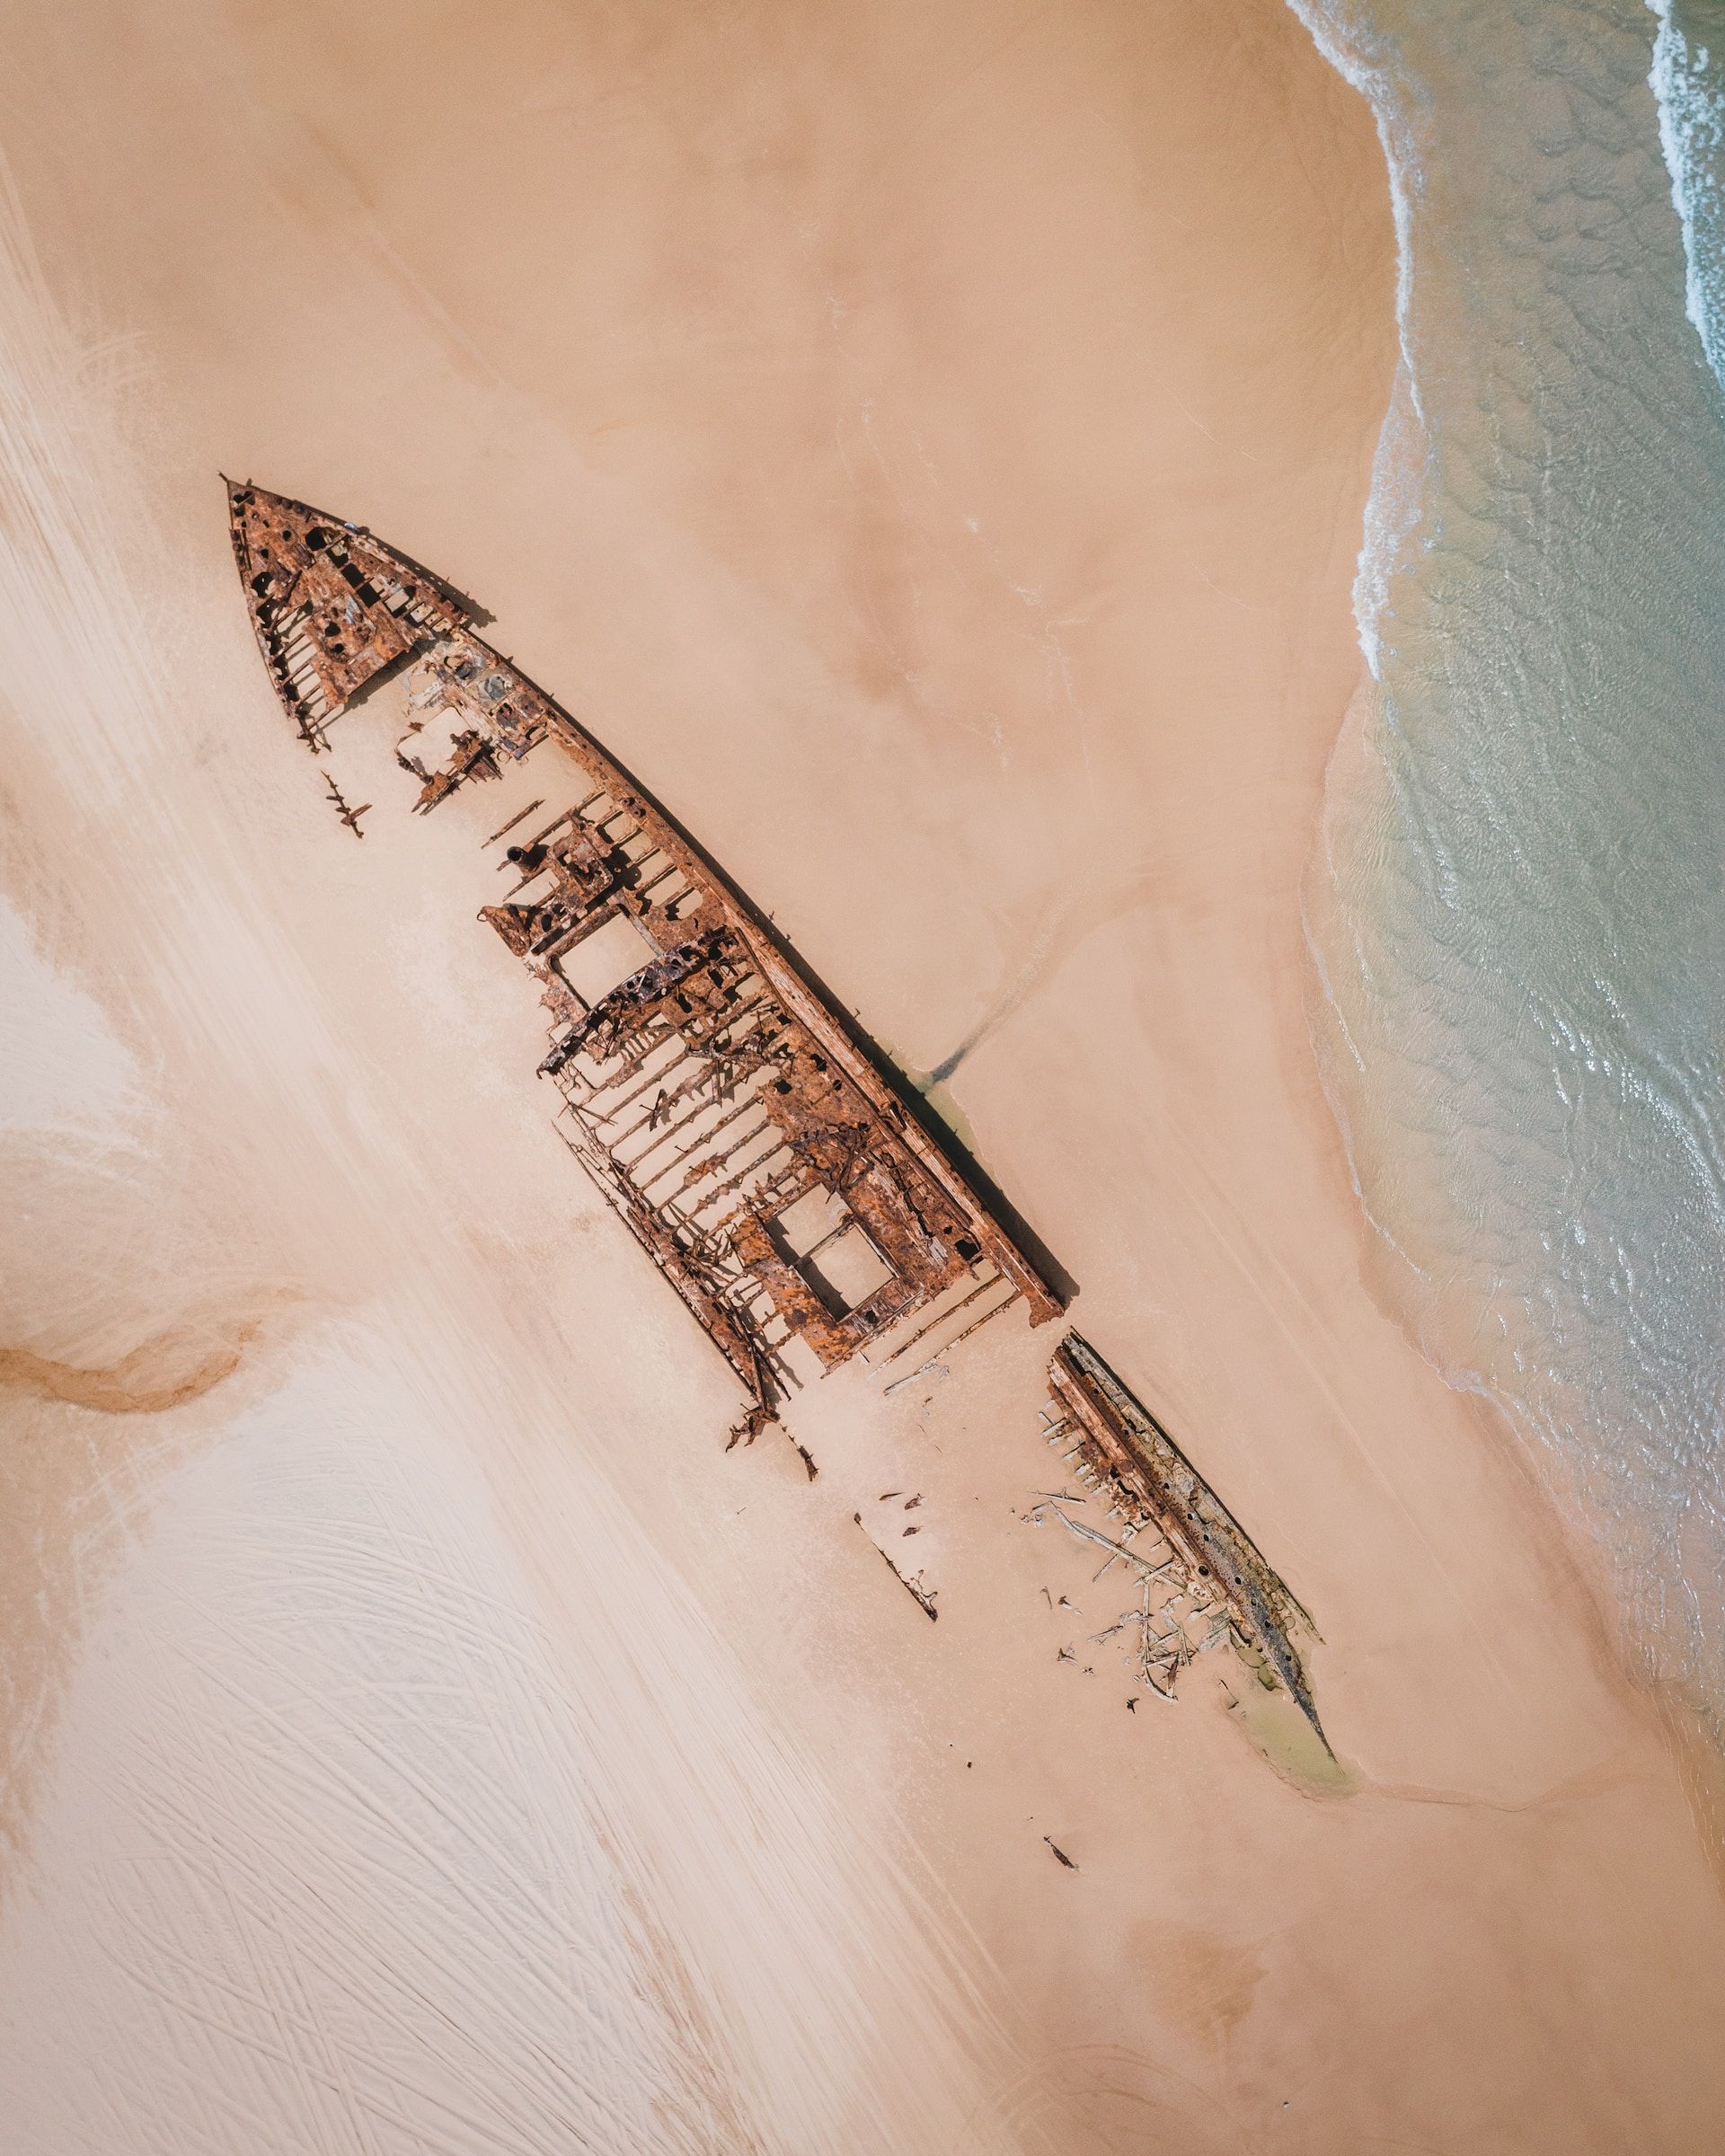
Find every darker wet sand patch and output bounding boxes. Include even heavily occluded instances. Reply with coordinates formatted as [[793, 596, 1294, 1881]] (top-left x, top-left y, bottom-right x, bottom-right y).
[[0, 1325, 254, 1416]]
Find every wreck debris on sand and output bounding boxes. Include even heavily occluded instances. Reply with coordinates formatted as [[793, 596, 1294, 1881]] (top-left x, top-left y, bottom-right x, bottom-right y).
[[228, 481, 1324, 1743], [228, 482, 1063, 1436], [1038, 1333, 1324, 1741], [226, 480, 468, 752], [323, 773, 368, 838]]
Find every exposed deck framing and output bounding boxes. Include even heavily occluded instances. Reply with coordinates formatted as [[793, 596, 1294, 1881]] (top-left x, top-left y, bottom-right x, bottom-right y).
[[229, 482, 1064, 1437]]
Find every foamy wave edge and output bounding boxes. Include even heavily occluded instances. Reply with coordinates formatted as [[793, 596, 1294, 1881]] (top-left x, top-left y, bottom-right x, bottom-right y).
[[1647, 1, 1725, 396]]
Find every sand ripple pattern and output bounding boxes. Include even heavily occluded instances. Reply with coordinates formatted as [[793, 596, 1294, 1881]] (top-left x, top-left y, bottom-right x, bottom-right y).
[[0, 158, 1031, 2156]]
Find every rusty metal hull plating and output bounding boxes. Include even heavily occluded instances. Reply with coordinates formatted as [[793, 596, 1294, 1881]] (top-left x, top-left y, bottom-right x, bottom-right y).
[[229, 482, 1063, 1435]]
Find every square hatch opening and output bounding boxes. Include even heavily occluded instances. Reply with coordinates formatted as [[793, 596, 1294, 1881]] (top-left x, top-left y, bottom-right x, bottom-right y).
[[770, 1187, 896, 1316], [773, 1185, 849, 1258], [554, 912, 658, 1008], [804, 1224, 895, 1314]]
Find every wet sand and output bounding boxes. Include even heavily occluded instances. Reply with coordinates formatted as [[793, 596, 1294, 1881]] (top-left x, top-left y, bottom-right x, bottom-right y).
[[4, 1, 1725, 2150]]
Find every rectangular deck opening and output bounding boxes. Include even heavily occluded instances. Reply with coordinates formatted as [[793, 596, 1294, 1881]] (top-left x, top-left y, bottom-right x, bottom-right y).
[[769, 1186, 896, 1317], [802, 1224, 894, 1315], [553, 911, 659, 1008]]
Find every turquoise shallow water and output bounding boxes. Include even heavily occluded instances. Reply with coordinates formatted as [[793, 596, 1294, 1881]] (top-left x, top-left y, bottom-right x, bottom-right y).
[[1290, 0, 1725, 1713]]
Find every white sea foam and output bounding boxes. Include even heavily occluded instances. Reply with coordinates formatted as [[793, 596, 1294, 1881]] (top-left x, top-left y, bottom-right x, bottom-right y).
[[1648, 2, 1725, 393], [1284, 0, 1433, 677]]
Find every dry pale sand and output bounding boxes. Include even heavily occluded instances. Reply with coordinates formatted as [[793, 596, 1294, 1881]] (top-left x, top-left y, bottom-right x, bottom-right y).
[[3, 1, 1725, 2151]]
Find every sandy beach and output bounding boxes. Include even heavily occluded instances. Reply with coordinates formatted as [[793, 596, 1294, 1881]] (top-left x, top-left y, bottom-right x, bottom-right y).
[[4, 1, 1725, 2149]]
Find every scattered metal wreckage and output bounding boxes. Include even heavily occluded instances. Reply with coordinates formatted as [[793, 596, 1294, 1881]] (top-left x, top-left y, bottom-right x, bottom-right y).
[[227, 480, 1322, 1736], [323, 773, 369, 838], [1035, 1333, 1325, 1741]]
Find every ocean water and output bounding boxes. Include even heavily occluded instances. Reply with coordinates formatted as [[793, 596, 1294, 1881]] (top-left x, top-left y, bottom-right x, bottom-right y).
[[1290, 0, 1725, 1717]]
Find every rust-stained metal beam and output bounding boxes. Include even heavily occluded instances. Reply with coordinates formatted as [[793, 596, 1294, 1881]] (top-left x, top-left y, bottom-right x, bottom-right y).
[[227, 481, 1066, 1437]]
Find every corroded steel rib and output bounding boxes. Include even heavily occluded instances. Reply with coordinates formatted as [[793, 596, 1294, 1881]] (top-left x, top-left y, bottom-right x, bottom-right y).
[[227, 481, 1065, 1432]]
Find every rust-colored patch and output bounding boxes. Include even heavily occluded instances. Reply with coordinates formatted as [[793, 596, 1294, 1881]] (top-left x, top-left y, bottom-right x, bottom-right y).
[[0, 1330, 252, 1416]]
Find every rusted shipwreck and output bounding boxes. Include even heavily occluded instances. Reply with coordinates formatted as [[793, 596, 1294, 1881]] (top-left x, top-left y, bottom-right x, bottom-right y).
[[1040, 1336, 1323, 1738], [228, 482, 1063, 1435], [227, 480, 1322, 1734]]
